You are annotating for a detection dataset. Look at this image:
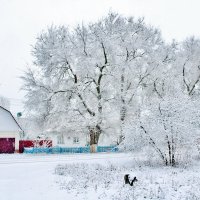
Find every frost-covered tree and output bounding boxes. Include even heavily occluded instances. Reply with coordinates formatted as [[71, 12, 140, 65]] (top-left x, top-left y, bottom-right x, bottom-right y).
[[123, 60, 200, 166], [22, 13, 168, 147]]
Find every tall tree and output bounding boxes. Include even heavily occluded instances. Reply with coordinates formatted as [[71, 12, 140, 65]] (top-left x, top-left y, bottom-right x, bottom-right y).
[[21, 13, 168, 147]]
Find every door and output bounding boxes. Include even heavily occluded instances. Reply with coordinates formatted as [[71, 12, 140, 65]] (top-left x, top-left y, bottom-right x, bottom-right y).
[[0, 138, 15, 153]]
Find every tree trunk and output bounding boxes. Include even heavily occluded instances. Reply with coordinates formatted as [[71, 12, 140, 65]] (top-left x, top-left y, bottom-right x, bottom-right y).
[[119, 67, 126, 140], [89, 125, 101, 153], [171, 136, 176, 166], [90, 144, 97, 153]]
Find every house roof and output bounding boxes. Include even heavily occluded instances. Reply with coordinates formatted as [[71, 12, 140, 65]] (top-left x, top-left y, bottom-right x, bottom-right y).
[[0, 105, 23, 132]]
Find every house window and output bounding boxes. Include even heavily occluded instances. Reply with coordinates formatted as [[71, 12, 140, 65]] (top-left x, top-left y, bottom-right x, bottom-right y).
[[57, 134, 64, 144], [73, 137, 79, 144]]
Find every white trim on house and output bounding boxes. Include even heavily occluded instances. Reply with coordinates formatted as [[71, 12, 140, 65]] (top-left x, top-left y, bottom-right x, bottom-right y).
[[0, 132, 20, 149]]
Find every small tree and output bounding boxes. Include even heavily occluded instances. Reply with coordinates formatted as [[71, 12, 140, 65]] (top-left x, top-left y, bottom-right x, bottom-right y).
[[124, 94, 200, 166]]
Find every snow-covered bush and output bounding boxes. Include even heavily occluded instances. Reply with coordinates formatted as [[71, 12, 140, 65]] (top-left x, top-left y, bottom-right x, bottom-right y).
[[54, 162, 200, 199]]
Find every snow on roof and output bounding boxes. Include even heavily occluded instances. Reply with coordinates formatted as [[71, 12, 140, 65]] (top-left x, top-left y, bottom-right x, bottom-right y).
[[0, 106, 23, 132]]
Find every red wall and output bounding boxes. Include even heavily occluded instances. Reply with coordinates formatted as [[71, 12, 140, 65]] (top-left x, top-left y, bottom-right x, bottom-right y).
[[19, 140, 52, 153]]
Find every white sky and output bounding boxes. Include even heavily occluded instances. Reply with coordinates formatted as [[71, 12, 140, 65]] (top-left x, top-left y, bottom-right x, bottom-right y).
[[0, 0, 200, 114]]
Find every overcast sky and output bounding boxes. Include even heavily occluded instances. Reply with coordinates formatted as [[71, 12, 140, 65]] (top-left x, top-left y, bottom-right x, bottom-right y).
[[0, 0, 200, 114]]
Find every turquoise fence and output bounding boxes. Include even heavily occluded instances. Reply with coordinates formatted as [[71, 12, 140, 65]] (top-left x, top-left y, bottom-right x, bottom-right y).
[[24, 146, 90, 154], [23, 145, 118, 154], [97, 146, 118, 152]]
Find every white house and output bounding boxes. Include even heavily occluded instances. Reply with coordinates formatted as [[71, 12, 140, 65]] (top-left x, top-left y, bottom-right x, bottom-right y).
[[45, 129, 119, 147], [17, 116, 120, 148], [44, 130, 88, 147], [0, 106, 23, 153]]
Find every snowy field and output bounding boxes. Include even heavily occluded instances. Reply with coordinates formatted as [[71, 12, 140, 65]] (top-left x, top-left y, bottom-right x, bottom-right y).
[[0, 153, 200, 200]]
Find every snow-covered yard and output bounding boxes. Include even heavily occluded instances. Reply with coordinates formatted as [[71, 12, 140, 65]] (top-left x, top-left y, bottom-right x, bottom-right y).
[[0, 153, 200, 200]]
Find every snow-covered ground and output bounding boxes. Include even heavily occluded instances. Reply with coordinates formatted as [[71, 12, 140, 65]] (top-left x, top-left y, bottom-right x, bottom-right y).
[[0, 153, 132, 200], [0, 153, 200, 200]]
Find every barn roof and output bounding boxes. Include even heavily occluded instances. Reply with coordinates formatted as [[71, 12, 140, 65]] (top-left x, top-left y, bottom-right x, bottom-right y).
[[0, 105, 23, 132]]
